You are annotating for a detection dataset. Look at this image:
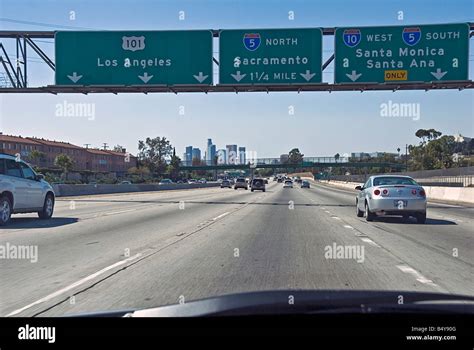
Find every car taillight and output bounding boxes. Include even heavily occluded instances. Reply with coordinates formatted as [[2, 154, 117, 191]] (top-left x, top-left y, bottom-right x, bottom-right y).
[[373, 189, 380, 196], [419, 189, 426, 196], [411, 189, 417, 195], [382, 189, 389, 195]]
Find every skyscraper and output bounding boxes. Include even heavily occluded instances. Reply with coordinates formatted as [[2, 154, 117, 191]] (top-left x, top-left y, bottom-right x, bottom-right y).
[[185, 146, 193, 165], [206, 138, 216, 165], [239, 147, 246, 165], [226, 144, 238, 164], [192, 148, 201, 162]]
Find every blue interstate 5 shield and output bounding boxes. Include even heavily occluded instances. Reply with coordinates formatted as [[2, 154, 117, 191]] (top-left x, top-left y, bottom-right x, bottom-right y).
[[402, 27, 421, 46], [243, 33, 261, 51], [343, 29, 361, 48]]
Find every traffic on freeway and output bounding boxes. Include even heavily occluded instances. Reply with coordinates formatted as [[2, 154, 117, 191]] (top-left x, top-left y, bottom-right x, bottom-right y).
[[0, 0, 473, 345]]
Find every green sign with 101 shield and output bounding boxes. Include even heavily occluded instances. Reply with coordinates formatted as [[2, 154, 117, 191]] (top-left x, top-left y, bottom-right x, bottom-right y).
[[334, 23, 470, 83], [55, 31, 213, 85], [219, 28, 322, 84]]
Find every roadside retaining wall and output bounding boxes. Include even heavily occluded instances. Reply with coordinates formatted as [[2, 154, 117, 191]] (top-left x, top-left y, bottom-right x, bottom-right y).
[[310, 179, 474, 205]]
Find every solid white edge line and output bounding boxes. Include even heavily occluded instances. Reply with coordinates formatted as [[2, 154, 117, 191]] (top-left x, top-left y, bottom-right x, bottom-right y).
[[6, 253, 142, 317]]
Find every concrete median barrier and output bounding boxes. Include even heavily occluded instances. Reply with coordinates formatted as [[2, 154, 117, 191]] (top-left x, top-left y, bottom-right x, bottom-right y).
[[52, 182, 220, 197]]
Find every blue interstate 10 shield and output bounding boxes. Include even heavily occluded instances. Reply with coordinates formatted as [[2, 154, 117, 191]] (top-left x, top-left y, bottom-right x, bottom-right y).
[[243, 33, 261, 51], [342, 29, 361, 48], [402, 27, 421, 46]]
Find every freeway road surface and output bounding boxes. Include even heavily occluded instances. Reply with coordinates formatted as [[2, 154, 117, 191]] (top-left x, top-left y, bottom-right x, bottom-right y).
[[1, 182, 473, 316]]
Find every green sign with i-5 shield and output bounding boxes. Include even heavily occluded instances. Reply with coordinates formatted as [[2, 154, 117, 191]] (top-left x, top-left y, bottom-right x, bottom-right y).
[[55, 31, 213, 86], [219, 28, 322, 84], [334, 23, 469, 83]]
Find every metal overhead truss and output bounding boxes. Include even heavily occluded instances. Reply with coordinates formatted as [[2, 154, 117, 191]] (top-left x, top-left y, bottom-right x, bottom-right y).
[[0, 25, 473, 94]]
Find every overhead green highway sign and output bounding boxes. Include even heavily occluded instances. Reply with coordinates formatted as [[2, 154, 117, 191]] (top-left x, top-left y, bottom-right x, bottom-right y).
[[219, 28, 322, 84], [334, 23, 470, 83], [55, 31, 213, 85]]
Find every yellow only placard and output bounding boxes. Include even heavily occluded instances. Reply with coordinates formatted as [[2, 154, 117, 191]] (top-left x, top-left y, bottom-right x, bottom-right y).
[[384, 70, 408, 81]]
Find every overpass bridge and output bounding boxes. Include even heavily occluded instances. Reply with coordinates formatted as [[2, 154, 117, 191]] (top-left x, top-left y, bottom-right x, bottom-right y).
[[179, 157, 405, 171]]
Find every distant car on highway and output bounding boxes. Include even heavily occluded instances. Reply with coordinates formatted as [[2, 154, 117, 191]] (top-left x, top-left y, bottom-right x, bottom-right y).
[[159, 179, 173, 185], [220, 180, 232, 188], [0, 153, 55, 226], [355, 175, 427, 224], [301, 180, 310, 188], [120, 180, 132, 185], [234, 177, 248, 190], [251, 178, 266, 192], [283, 180, 293, 188]]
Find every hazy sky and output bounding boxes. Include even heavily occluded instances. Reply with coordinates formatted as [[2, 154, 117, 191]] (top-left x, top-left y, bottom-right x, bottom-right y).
[[0, 0, 473, 158]]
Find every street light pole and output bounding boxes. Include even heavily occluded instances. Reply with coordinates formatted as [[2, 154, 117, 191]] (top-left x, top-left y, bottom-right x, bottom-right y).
[[405, 144, 408, 172]]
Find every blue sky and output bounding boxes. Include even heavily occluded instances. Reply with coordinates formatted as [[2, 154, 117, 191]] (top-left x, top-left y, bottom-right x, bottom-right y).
[[0, 0, 473, 157]]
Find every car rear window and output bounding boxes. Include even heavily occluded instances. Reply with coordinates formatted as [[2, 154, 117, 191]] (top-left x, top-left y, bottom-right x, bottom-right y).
[[373, 177, 417, 186], [0, 159, 4, 175], [236, 178, 245, 182]]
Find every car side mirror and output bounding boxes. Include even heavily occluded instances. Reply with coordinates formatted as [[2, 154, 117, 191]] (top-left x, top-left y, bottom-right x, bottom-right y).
[[355, 185, 362, 190], [35, 174, 45, 181]]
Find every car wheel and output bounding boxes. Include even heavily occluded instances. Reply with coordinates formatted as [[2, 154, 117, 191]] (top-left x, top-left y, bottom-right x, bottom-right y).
[[251, 189, 254, 192], [364, 201, 375, 221], [356, 200, 364, 217], [416, 212, 427, 224], [263, 189, 266, 192], [0, 195, 12, 226], [38, 193, 54, 219]]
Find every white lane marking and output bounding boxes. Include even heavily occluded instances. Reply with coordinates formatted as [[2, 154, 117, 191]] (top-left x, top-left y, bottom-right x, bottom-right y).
[[89, 208, 141, 219], [212, 212, 230, 221], [331, 216, 341, 220], [324, 210, 331, 214], [360, 237, 381, 248], [343, 225, 354, 229], [6, 253, 142, 317], [396, 265, 437, 286], [428, 202, 463, 208]]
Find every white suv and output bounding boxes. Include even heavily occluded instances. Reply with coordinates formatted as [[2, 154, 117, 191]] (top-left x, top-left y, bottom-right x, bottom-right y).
[[0, 153, 55, 226]]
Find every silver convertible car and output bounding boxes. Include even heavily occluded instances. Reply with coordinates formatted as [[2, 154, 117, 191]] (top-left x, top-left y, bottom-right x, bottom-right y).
[[355, 175, 427, 224]]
